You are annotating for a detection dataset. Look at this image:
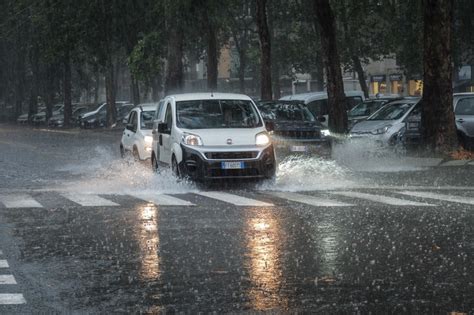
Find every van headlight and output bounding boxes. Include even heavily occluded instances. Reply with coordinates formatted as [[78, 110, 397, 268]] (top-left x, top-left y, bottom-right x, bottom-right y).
[[255, 132, 270, 146], [144, 136, 153, 144], [321, 129, 330, 137], [371, 125, 391, 135], [182, 133, 203, 146]]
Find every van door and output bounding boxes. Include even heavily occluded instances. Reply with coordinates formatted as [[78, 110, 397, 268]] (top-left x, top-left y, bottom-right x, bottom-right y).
[[159, 102, 173, 164]]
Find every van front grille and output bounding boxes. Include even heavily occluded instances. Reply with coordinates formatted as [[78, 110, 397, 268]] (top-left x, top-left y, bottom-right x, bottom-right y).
[[204, 151, 258, 160]]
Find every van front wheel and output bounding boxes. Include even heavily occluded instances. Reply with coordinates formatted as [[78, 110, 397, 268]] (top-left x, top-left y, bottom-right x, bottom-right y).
[[172, 156, 180, 178]]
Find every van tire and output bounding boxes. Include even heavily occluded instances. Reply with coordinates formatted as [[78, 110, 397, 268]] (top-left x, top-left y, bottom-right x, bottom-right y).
[[132, 146, 140, 161], [151, 153, 159, 173], [172, 155, 180, 178]]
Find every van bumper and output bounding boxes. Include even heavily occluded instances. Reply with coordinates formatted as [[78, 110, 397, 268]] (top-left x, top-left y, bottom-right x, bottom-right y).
[[180, 144, 276, 181]]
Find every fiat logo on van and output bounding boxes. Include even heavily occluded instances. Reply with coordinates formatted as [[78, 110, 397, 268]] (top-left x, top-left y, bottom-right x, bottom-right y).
[[226, 138, 232, 145]]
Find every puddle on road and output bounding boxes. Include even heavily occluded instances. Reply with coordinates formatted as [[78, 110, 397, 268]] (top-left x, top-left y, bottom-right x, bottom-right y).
[[54, 139, 431, 194]]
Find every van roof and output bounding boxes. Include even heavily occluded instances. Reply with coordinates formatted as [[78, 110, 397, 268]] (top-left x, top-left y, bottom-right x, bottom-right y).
[[280, 90, 365, 102], [167, 92, 253, 102]]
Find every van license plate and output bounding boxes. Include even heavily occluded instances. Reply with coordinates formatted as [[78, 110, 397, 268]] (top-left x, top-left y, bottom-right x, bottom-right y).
[[221, 161, 244, 169], [290, 145, 307, 152]]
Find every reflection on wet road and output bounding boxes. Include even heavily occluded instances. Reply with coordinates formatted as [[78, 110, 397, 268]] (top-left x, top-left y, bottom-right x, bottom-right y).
[[245, 207, 287, 310]]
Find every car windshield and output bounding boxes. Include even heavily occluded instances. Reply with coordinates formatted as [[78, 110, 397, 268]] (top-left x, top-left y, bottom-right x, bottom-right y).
[[140, 111, 154, 129], [368, 102, 415, 120], [258, 103, 315, 122], [348, 101, 383, 117], [176, 99, 262, 129]]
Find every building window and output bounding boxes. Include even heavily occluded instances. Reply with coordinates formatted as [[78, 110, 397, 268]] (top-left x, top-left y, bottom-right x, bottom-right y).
[[409, 80, 423, 96]]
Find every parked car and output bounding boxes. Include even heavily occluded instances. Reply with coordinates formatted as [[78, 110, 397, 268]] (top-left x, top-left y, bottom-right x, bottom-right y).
[[150, 93, 276, 181], [403, 93, 474, 149], [16, 113, 29, 124], [48, 106, 89, 127], [280, 90, 365, 127], [256, 100, 331, 158], [31, 104, 63, 125], [348, 97, 404, 129], [120, 104, 156, 161], [79, 101, 130, 128], [350, 98, 420, 146]]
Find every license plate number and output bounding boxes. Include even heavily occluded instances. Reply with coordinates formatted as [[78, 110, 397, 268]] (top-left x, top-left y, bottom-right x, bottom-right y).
[[290, 145, 307, 152], [221, 161, 244, 169]]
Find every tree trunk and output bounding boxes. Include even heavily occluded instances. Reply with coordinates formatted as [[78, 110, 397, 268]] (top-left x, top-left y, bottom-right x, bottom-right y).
[[94, 71, 100, 105], [151, 75, 161, 101], [105, 60, 117, 128], [28, 45, 40, 120], [313, 0, 348, 133], [45, 64, 55, 120], [256, 0, 272, 100], [63, 50, 72, 127], [165, 27, 184, 94], [352, 55, 369, 99], [421, 0, 458, 153], [272, 63, 281, 99], [130, 74, 140, 105], [204, 11, 218, 91], [238, 48, 246, 94]]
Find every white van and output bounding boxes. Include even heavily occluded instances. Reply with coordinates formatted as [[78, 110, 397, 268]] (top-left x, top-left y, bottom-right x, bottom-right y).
[[150, 93, 276, 181], [280, 91, 365, 126]]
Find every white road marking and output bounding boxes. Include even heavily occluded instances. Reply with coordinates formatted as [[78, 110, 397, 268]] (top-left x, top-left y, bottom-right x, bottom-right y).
[[0, 260, 8, 268], [331, 191, 434, 206], [0, 194, 43, 208], [0, 275, 17, 285], [61, 193, 119, 207], [397, 191, 474, 205], [131, 193, 195, 206], [196, 192, 273, 207], [269, 191, 352, 207], [0, 294, 26, 305]]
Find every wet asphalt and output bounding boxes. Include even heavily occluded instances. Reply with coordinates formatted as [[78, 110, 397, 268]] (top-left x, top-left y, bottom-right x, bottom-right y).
[[0, 123, 473, 314]]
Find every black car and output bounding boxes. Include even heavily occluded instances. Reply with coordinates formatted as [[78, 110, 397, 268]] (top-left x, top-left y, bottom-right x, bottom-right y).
[[257, 100, 331, 158]]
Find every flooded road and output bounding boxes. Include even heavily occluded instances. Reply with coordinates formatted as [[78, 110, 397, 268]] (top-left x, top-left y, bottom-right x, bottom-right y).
[[0, 124, 473, 313]]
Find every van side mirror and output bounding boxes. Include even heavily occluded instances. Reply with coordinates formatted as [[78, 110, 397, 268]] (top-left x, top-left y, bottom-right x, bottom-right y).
[[158, 122, 168, 133], [318, 116, 326, 123], [265, 121, 275, 132]]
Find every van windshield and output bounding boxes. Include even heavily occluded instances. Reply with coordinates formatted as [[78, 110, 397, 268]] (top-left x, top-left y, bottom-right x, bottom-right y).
[[176, 99, 262, 129]]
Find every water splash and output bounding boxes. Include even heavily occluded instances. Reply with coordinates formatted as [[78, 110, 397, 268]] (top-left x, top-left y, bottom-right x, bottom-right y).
[[56, 146, 197, 194]]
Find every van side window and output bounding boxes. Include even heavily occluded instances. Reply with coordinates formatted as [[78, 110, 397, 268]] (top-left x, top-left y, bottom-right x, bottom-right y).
[[128, 111, 135, 125], [155, 101, 164, 120], [131, 111, 138, 132], [164, 103, 172, 130]]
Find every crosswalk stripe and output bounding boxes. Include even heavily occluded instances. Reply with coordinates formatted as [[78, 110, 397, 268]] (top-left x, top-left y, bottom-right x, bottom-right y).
[[61, 193, 119, 207], [0, 294, 26, 305], [0, 194, 43, 208], [397, 191, 474, 205], [331, 191, 434, 206], [131, 193, 195, 206], [0, 275, 17, 285], [268, 191, 352, 207], [0, 260, 8, 268], [196, 191, 273, 207]]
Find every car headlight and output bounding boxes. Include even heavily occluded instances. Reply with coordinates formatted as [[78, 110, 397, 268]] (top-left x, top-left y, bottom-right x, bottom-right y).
[[321, 129, 331, 137], [255, 132, 270, 146], [144, 136, 153, 144], [371, 126, 391, 135], [182, 133, 203, 146]]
